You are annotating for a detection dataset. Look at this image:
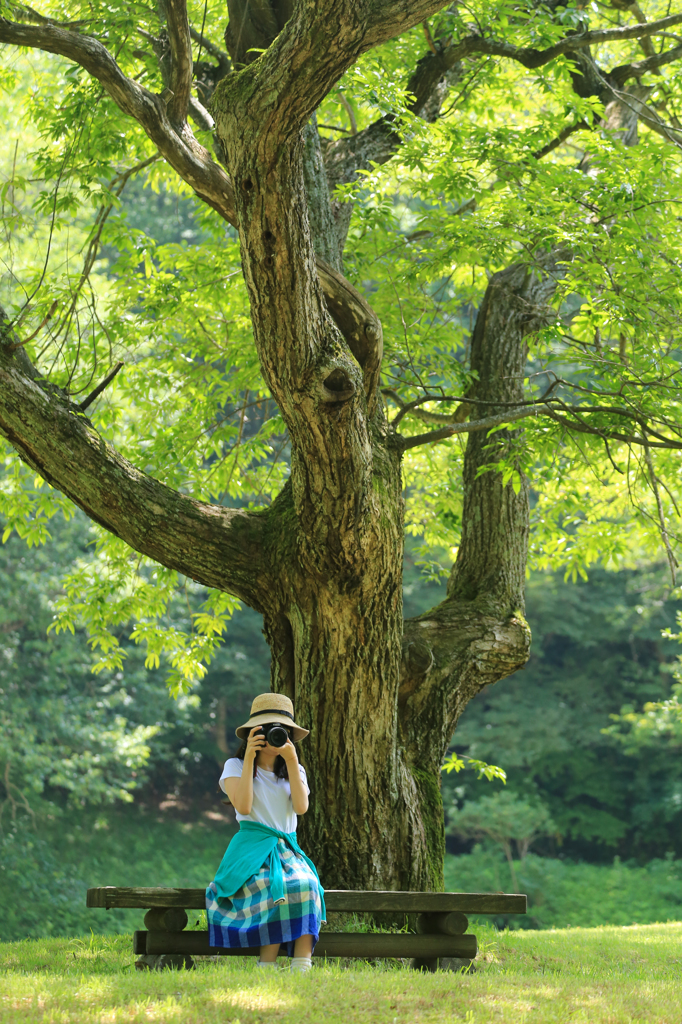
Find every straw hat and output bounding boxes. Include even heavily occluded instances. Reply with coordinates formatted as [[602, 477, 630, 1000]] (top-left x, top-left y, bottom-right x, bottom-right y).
[[236, 693, 309, 741]]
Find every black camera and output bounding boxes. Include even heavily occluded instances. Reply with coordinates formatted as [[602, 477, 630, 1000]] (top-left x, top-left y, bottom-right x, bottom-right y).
[[258, 722, 290, 748]]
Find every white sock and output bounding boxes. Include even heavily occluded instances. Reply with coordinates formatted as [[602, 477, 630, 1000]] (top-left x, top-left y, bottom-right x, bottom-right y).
[[256, 959, 277, 968], [290, 956, 312, 973]]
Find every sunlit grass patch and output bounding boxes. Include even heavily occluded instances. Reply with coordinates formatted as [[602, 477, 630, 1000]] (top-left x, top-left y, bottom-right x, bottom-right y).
[[1, 923, 682, 1022]]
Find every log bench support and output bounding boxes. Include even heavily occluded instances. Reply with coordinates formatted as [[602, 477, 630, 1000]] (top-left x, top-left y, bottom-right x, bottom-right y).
[[135, 907, 193, 972], [414, 910, 471, 973], [86, 887, 526, 972]]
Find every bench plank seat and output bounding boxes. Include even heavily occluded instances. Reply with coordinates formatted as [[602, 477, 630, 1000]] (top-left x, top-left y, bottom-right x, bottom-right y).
[[87, 886, 526, 915]]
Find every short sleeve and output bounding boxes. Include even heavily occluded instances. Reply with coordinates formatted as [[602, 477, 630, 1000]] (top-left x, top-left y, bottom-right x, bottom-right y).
[[298, 763, 310, 795], [219, 757, 245, 793]]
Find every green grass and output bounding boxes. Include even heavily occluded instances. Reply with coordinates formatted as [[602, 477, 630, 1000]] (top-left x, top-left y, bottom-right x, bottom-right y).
[[2, 924, 682, 1022]]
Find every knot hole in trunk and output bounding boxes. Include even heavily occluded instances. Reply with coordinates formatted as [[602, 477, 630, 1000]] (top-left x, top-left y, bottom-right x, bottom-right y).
[[322, 368, 356, 403]]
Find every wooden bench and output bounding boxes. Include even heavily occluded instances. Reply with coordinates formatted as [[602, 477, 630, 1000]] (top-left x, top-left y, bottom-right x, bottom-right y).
[[87, 886, 526, 971]]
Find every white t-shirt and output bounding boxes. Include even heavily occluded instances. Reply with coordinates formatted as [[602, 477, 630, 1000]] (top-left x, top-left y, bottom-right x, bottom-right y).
[[220, 757, 309, 834]]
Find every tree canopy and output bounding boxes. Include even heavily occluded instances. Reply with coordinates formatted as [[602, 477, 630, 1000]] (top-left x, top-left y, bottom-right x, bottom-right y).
[[2, 0, 682, 888]]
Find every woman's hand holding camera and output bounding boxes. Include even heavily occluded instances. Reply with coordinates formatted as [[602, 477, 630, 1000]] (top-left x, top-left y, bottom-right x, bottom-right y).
[[245, 726, 266, 762], [283, 738, 307, 813], [281, 738, 298, 764]]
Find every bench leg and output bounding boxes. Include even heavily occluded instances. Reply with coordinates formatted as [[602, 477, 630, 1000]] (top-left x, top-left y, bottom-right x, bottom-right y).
[[134, 908, 195, 971], [412, 913, 476, 973], [410, 954, 475, 973], [440, 957, 475, 972], [135, 953, 195, 971], [410, 957, 439, 972]]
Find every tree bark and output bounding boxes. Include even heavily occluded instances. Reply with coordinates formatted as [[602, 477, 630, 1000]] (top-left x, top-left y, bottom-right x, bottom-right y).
[[391, 258, 568, 887]]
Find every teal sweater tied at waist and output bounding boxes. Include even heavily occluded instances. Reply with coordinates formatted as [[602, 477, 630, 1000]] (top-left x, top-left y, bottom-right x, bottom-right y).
[[210, 820, 326, 921]]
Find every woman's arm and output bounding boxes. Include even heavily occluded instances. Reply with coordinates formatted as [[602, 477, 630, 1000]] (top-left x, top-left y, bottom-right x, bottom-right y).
[[282, 741, 309, 815], [223, 728, 265, 814]]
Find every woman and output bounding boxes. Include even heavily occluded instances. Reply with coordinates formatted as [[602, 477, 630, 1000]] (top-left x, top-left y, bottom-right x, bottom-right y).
[[206, 693, 326, 974]]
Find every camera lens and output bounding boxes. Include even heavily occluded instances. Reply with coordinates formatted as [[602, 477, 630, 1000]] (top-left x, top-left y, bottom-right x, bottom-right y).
[[264, 723, 289, 748]]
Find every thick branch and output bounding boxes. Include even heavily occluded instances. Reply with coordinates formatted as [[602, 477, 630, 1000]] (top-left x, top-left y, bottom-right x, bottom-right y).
[[187, 95, 215, 131], [315, 261, 382, 403], [611, 43, 682, 86], [398, 600, 531, 767], [362, 0, 465, 50], [448, 13, 682, 71], [325, 45, 462, 194], [213, 1, 457, 143], [0, 316, 269, 608], [396, 254, 575, 762], [0, 17, 236, 221], [138, 25, 214, 130], [163, 0, 193, 123]]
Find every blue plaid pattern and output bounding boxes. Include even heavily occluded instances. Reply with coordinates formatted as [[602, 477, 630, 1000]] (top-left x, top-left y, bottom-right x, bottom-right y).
[[206, 839, 323, 955]]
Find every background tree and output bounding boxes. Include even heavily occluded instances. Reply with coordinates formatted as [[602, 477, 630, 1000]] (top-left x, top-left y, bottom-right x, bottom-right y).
[[446, 790, 557, 891], [2, 0, 682, 891]]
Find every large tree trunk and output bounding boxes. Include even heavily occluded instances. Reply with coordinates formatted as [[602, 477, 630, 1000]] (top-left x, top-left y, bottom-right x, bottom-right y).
[[209, 39, 560, 882]]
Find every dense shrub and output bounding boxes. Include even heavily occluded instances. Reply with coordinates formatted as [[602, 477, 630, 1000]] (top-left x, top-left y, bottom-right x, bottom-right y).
[[0, 809, 233, 942], [445, 849, 682, 930]]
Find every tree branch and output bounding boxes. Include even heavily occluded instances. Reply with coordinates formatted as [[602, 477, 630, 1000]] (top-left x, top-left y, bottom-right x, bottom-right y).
[[163, 0, 193, 124], [214, 0, 458, 145], [532, 119, 590, 160], [9, 300, 58, 350], [363, 0, 468, 49], [78, 361, 123, 412], [0, 16, 237, 221], [394, 401, 682, 451], [47, 154, 160, 355], [446, 13, 682, 71], [397, 255, 574, 756], [324, 11, 682, 239], [0, 313, 270, 608], [395, 405, 547, 449], [545, 409, 682, 449], [611, 43, 682, 86], [382, 386, 553, 428], [643, 438, 678, 585], [189, 24, 231, 71], [138, 25, 214, 130], [315, 260, 383, 406], [325, 44, 462, 195], [585, 58, 682, 150], [398, 601, 531, 765]]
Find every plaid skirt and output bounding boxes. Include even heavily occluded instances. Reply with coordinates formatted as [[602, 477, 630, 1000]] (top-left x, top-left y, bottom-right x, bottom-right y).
[[206, 839, 324, 955]]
